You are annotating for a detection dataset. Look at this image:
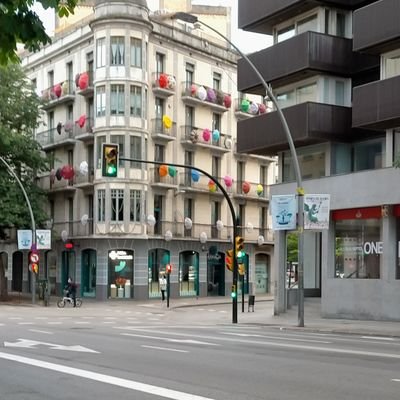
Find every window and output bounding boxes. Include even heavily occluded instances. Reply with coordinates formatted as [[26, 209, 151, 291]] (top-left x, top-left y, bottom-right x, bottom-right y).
[[111, 135, 124, 166], [96, 38, 106, 68], [130, 136, 142, 168], [297, 15, 318, 35], [67, 104, 73, 122], [336, 13, 346, 37], [110, 37, 124, 65], [155, 97, 164, 119], [184, 151, 194, 186], [296, 83, 317, 103], [259, 206, 268, 236], [185, 63, 194, 87], [156, 52, 164, 74], [276, 91, 295, 109], [110, 85, 125, 115], [211, 201, 220, 238], [111, 189, 124, 222], [96, 86, 106, 117], [335, 81, 345, 106], [213, 72, 221, 90], [97, 189, 105, 222], [335, 218, 381, 279], [353, 139, 384, 171], [212, 156, 220, 181], [212, 113, 221, 132], [277, 25, 295, 43], [96, 136, 106, 169], [130, 38, 142, 68], [130, 190, 141, 222], [48, 70, 54, 87], [130, 86, 142, 117], [185, 106, 194, 133], [384, 54, 400, 79], [237, 161, 245, 182]]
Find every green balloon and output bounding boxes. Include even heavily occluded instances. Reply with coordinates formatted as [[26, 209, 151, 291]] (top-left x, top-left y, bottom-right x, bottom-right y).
[[241, 99, 250, 112], [168, 166, 177, 177]]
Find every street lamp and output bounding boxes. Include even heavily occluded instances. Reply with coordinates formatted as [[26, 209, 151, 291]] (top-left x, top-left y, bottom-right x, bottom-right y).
[[172, 12, 305, 327]]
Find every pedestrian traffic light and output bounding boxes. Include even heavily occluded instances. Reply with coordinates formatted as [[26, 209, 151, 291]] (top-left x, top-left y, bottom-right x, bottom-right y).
[[102, 144, 118, 177], [166, 264, 172, 274], [235, 236, 244, 258], [231, 284, 237, 298], [225, 249, 233, 271], [238, 263, 245, 276]]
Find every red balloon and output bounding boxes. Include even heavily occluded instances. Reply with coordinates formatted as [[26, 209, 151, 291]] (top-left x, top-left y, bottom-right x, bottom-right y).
[[242, 181, 251, 194], [223, 95, 232, 108], [79, 72, 89, 90], [61, 165, 75, 180], [78, 115, 86, 128], [158, 74, 168, 88], [258, 103, 267, 114], [54, 84, 62, 98]]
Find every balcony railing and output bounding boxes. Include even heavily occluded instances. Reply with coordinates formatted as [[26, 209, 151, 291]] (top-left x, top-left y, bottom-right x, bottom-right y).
[[36, 127, 76, 149], [41, 80, 75, 109], [53, 219, 94, 239], [180, 125, 232, 153], [178, 172, 231, 196], [151, 117, 177, 141], [152, 72, 176, 97], [149, 167, 179, 188], [233, 180, 269, 200], [75, 71, 94, 96], [234, 98, 269, 119], [181, 81, 232, 112]]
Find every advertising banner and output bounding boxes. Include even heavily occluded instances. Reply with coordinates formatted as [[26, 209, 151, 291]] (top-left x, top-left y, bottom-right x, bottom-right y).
[[304, 194, 331, 230], [17, 230, 32, 250], [271, 195, 297, 230]]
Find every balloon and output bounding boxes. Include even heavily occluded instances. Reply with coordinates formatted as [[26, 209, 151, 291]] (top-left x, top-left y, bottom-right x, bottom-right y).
[[162, 115, 172, 129], [79, 161, 89, 176], [55, 168, 63, 181], [206, 88, 216, 103], [257, 235, 265, 246], [164, 230, 173, 242], [223, 95, 232, 108], [61, 165, 75, 180], [190, 84, 197, 96], [50, 169, 56, 184], [202, 128, 211, 142], [54, 84, 62, 98], [216, 220, 224, 231], [199, 231, 207, 244], [78, 72, 89, 90], [242, 181, 251, 194], [223, 175, 233, 188], [147, 215, 156, 226], [256, 184, 264, 196], [212, 129, 220, 142], [159, 165, 168, 177], [56, 122, 62, 134], [167, 75, 176, 89], [224, 137, 232, 149], [258, 103, 267, 114], [241, 99, 250, 112], [78, 115, 86, 128], [184, 217, 193, 229], [191, 169, 200, 182], [168, 166, 177, 177], [208, 180, 217, 192], [216, 90, 224, 105], [62, 81, 69, 95], [75, 73, 81, 87], [197, 86, 207, 101], [190, 130, 198, 143], [158, 73, 168, 88], [64, 120, 73, 132], [249, 102, 259, 115]]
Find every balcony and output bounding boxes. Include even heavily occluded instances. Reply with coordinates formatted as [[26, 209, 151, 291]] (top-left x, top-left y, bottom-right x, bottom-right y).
[[177, 172, 229, 198], [152, 72, 176, 97], [234, 98, 269, 120], [74, 167, 94, 191], [41, 80, 75, 110], [180, 126, 232, 154], [238, 0, 368, 34], [151, 117, 177, 142], [352, 75, 400, 130], [149, 167, 179, 189], [237, 102, 354, 156], [75, 71, 94, 97], [181, 82, 232, 113], [238, 31, 378, 92], [53, 219, 94, 239], [36, 127, 77, 151], [232, 180, 269, 202], [74, 117, 95, 142], [353, 0, 400, 54], [37, 171, 76, 194]]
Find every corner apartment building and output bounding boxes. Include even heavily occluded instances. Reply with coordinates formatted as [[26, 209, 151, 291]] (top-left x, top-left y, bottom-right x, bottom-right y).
[[237, 0, 400, 321], [1, 0, 277, 301]]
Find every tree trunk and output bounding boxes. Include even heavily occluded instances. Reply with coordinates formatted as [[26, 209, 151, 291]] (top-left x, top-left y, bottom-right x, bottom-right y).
[[0, 256, 9, 301]]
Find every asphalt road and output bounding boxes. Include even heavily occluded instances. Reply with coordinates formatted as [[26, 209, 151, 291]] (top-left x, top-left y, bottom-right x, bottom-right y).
[[1, 302, 400, 400]]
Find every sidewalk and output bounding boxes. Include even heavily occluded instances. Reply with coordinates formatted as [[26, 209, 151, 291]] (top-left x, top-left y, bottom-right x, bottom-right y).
[[3, 292, 400, 338]]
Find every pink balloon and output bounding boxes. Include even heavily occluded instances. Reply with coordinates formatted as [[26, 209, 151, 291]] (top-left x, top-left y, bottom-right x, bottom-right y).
[[223, 175, 233, 187], [54, 84, 62, 98], [78, 115, 86, 128], [202, 128, 211, 142], [78, 72, 89, 90]]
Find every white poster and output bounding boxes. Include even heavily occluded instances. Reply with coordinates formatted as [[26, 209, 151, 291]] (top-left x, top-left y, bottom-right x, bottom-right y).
[[304, 194, 331, 230], [271, 195, 297, 231], [17, 230, 32, 250], [36, 229, 52, 250]]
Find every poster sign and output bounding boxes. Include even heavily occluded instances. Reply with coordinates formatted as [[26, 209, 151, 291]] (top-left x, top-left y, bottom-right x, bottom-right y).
[[17, 230, 32, 250], [271, 195, 297, 230], [36, 229, 52, 249], [304, 194, 330, 230]]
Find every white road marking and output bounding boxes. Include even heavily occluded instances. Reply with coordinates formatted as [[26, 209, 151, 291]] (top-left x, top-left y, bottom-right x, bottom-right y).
[[74, 321, 90, 325], [221, 331, 332, 344], [4, 339, 99, 353], [47, 322, 62, 325], [18, 322, 34, 325], [102, 321, 116, 324], [9, 317, 23, 320], [0, 351, 215, 400], [29, 329, 53, 335], [121, 333, 219, 346], [392, 379, 400, 382], [361, 336, 395, 341], [141, 345, 189, 353]]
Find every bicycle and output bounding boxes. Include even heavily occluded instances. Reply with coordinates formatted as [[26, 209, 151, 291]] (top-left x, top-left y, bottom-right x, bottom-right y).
[[57, 290, 82, 308]]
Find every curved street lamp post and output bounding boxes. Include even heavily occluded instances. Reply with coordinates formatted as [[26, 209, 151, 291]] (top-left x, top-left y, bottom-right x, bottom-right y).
[[172, 12, 305, 327]]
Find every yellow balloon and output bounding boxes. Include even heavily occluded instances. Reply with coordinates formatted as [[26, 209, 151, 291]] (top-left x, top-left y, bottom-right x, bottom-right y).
[[162, 115, 172, 129]]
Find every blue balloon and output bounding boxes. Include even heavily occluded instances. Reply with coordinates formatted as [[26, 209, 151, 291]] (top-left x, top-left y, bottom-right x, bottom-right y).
[[191, 169, 200, 182], [212, 129, 220, 142]]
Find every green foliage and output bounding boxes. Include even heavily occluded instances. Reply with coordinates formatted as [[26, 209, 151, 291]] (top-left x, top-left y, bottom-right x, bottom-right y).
[[0, 64, 50, 234], [286, 232, 298, 263], [394, 154, 400, 168], [0, 0, 78, 64]]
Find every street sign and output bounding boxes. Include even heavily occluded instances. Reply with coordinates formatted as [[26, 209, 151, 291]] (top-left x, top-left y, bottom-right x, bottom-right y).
[[29, 253, 39, 264]]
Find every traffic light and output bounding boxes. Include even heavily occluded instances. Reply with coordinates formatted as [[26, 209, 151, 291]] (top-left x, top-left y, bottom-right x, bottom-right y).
[[102, 144, 118, 177], [166, 264, 172, 274], [235, 236, 244, 259], [238, 263, 245, 276], [225, 249, 233, 271], [231, 284, 237, 298], [32, 263, 39, 274]]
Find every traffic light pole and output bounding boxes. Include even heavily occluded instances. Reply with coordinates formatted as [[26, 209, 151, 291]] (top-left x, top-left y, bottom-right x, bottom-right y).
[[120, 157, 239, 324], [0, 156, 37, 305]]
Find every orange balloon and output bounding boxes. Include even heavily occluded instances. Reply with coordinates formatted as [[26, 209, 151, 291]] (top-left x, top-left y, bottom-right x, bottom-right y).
[[159, 165, 168, 177], [242, 181, 251, 194]]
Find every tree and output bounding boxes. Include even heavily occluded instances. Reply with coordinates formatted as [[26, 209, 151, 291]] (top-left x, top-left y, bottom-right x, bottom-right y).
[[0, 63, 50, 300], [0, 0, 78, 65]]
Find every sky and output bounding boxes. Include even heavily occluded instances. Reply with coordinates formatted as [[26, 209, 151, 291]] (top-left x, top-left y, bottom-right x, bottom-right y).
[[33, 0, 270, 54]]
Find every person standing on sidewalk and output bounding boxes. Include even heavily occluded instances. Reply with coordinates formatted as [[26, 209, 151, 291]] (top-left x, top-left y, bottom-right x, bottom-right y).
[[159, 273, 167, 302]]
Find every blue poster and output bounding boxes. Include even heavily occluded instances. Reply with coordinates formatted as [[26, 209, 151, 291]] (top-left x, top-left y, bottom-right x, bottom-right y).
[[271, 195, 297, 231], [17, 230, 32, 250]]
